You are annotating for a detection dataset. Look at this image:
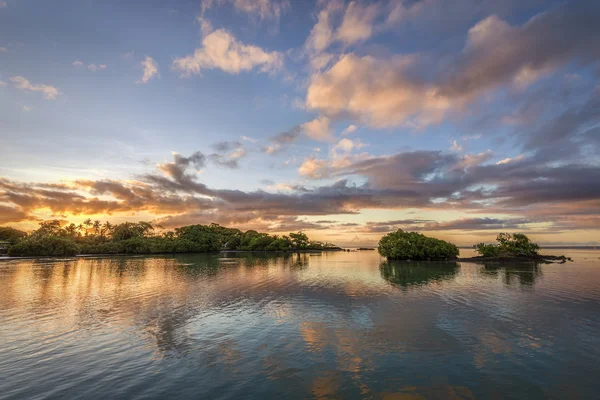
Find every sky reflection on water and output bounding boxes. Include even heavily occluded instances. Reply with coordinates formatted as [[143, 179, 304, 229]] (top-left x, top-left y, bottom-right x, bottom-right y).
[[1, 250, 599, 399]]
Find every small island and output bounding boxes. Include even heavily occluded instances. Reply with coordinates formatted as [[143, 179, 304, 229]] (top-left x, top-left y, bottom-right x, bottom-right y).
[[378, 230, 571, 264], [378, 230, 459, 261], [459, 233, 572, 264]]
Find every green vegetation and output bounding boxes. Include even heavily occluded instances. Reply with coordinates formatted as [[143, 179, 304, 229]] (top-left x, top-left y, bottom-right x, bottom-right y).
[[3, 219, 340, 257], [378, 230, 459, 261], [474, 233, 540, 257], [0, 227, 27, 244]]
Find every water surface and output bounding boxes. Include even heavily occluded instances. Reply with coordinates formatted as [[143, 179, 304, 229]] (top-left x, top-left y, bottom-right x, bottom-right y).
[[1, 250, 599, 399]]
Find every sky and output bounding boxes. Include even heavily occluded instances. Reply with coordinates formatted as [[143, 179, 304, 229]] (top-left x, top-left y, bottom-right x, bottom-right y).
[[1, 0, 599, 247]]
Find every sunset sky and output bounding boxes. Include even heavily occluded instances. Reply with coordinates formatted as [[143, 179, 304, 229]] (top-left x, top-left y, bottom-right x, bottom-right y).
[[1, 0, 599, 246]]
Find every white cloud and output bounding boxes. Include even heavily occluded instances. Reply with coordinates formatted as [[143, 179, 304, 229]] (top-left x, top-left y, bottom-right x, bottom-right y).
[[333, 137, 365, 154], [0, 1, 6, 8], [241, 135, 257, 142], [172, 29, 283, 77], [0, 80, 6, 86], [298, 157, 328, 179], [496, 155, 524, 165], [88, 64, 107, 72], [196, 16, 214, 37], [22, 105, 31, 112], [137, 56, 159, 84], [299, 137, 369, 179], [264, 144, 280, 154], [335, 1, 379, 46], [0, 47, 7, 52], [301, 116, 333, 142], [453, 150, 494, 170], [306, 53, 451, 128], [73, 61, 107, 71], [341, 125, 357, 135], [450, 140, 463, 152], [10, 76, 61, 100]]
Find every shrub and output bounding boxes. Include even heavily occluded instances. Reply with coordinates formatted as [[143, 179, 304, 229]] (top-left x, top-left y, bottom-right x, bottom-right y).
[[473, 243, 502, 257], [378, 230, 459, 261], [474, 233, 540, 257], [8, 236, 80, 257], [0, 227, 27, 244]]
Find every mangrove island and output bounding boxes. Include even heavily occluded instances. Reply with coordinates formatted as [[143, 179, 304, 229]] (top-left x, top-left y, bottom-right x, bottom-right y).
[[0, 220, 341, 257]]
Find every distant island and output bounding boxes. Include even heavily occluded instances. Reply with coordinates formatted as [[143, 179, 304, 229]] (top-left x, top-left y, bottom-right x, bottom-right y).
[[378, 230, 571, 264], [0, 220, 341, 257]]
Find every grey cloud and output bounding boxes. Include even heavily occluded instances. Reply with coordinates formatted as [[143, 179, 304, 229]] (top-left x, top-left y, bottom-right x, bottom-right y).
[[440, 2, 600, 99]]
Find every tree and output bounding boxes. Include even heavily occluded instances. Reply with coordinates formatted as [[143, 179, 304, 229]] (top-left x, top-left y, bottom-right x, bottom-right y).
[[0, 220, 338, 257], [101, 221, 114, 239], [9, 236, 80, 257], [289, 232, 309, 249], [93, 220, 101, 236], [64, 223, 79, 238], [378, 230, 459, 261], [83, 218, 93, 236], [0, 227, 27, 244], [34, 220, 63, 237], [474, 233, 540, 257]]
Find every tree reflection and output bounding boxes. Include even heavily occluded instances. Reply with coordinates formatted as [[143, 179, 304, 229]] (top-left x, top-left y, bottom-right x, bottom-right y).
[[380, 260, 459, 288], [480, 262, 543, 287]]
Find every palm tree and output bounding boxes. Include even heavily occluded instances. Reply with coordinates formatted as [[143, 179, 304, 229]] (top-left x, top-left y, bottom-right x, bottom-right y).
[[101, 221, 113, 239], [83, 218, 92, 236], [93, 220, 101, 236]]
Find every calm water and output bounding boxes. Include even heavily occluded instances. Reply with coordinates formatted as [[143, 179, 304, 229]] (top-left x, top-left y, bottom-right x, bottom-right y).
[[1, 250, 600, 399]]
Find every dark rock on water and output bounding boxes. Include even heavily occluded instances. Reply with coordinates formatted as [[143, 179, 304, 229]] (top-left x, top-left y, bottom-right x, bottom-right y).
[[457, 254, 572, 264]]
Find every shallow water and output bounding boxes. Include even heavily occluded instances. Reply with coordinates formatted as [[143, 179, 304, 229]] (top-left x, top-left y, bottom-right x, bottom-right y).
[[1, 249, 599, 399]]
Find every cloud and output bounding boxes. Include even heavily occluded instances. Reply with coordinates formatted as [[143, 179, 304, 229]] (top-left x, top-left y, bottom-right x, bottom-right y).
[[0, 47, 7, 52], [87, 64, 107, 72], [305, 2, 600, 129], [299, 138, 369, 179], [137, 56, 159, 84], [2, 142, 600, 236], [496, 155, 523, 165], [440, 3, 600, 99], [10, 76, 61, 99], [335, 1, 380, 46], [332, 138, 365, 154], [359, 217, 530, 234], [264, 126, 302, 154], [450, 140, 463, 152], [73, 60, 107, 71], [299, 158, 329, 179], [301, 116, 333, 142], [0, 205, 32, 224], [201, 0, 290, 23], [208, 141, 247, 169], [341, 125, 357, 135], [306, 54, 450, 128], [172, 29, 283, 77]]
